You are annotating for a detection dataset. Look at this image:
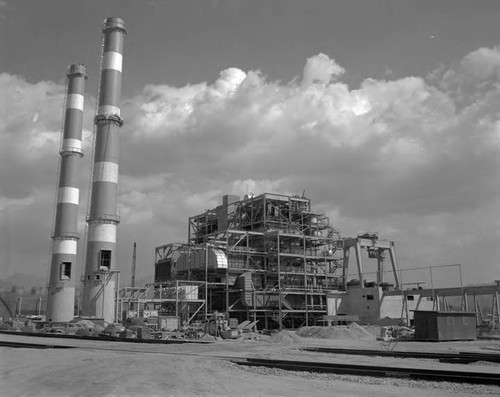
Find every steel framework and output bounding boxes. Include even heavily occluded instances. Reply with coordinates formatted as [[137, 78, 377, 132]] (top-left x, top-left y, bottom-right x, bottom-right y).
[[156, 193, 345, 329], [118, 281, 205, 326]]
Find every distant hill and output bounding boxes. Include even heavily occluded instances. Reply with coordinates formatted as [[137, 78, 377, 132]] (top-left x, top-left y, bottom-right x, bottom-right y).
[[0, 272, 154, 291], [0, 273, 154, 291], [0, 273, 47, 291]]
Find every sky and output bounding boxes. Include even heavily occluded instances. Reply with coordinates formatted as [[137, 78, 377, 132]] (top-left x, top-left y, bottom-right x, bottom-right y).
[[0, 0, 499, 288]]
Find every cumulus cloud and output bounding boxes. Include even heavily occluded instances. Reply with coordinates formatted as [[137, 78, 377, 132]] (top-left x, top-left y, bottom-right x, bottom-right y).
[[211, 67, 247, 96], [438, 46, 500, 108], [302, 53, 345, 86], [1, 51, 499, 284], [0, 73, 95, 198]]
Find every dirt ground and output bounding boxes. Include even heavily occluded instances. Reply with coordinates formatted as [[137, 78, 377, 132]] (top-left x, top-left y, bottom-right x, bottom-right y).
[[1, 331, 500, 397]]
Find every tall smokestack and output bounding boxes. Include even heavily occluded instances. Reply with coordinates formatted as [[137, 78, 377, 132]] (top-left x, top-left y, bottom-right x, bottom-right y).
[[131, 242, 136, 288], [81, 17, 126, 322], [46, 64, 87, 322]]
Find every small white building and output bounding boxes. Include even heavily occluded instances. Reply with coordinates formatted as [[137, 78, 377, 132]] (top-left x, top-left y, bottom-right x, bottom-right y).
[[327, 286, 434, 324]]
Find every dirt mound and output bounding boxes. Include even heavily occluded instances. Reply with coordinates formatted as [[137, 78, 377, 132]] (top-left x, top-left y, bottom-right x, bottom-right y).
[[363, 324, 384, 337], [348, 323, 376, 339], [297, 325, 375, 340], [238, 332, 269, 341], [269, 330, 303, 344]]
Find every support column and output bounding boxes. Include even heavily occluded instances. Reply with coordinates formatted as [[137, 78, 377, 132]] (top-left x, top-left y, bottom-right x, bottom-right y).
[[342, 246, 350, 290], [376, 249, 384, 285], [354, 242, 364, 288], [388, 245, 400, 290]]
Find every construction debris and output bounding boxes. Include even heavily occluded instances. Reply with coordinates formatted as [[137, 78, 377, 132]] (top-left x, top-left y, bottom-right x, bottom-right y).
[[377, 325, 415, 341]]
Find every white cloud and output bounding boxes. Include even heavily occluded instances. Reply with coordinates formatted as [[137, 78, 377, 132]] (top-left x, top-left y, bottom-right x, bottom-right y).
[[230, 179, 284, 197], [302, 53, 345, 86], [1, 49, 499, 285], [212, 67, 247, 96], [438, 45, 500, 108]]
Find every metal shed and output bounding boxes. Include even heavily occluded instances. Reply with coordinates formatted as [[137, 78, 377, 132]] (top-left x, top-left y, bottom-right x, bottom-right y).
[[413, 310, 476, 341]]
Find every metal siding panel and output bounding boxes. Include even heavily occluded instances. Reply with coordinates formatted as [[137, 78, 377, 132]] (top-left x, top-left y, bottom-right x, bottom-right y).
[[98, 69, 122, 109], [94, 122, 120, 162], [65, 94, 84, 111], [103, 29, 124, 53], [67, 75, 85, 95], [61, 139, 82, 153], [53, 202, 78, 234], [89, 181, 118, 217], [59, 155, 80, 187], [88, 223, 116, 243], [93, 161, 119, 183], [63, 109, 84, 140], [102, 51, 122, 72]]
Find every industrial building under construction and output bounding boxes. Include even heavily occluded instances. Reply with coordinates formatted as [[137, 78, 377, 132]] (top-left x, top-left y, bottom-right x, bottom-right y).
[[153, 193, 346, 329], [116, 192, 441, 330], [2, 16, 499, 339], [4, 12, 500, 397]]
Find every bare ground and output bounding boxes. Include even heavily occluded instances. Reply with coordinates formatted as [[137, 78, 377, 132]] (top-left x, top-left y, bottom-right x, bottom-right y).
[[1, 332, 499, 397]]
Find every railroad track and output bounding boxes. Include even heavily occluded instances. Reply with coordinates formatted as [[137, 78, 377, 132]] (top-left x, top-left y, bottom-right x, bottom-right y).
[[442, 351, 500, 364], [0, 329, 211, 344], [2, 335, 499, 386], [0, 340, 74, 349], [234, 358, 500, 385], [301, 347, 500, 364]]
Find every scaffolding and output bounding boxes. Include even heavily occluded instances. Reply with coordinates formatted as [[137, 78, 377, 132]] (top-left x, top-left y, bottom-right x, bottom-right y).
[[118, 281, 205, 326], [155, 193, 345, 329]]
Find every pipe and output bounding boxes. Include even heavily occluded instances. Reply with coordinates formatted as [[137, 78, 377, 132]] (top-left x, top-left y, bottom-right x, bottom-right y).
[[46, 64, 87, 322], [82, 17, 126, 323]]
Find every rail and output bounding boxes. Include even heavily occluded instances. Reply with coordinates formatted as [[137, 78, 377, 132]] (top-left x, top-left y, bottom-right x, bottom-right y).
[[234, 357, 500, 385]]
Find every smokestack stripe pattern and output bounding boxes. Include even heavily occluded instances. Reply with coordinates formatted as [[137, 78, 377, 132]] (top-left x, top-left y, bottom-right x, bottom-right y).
[[46, 64, 87, 322], [82, 18, 126, 322]]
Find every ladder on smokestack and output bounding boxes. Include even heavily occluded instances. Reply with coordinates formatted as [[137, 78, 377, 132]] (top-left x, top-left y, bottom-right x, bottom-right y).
[[82, 38, 104, 278]]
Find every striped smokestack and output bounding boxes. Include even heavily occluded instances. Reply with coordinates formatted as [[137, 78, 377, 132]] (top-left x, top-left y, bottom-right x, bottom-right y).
[[46, 64, 87, 322], [81, 18, 126, 322]]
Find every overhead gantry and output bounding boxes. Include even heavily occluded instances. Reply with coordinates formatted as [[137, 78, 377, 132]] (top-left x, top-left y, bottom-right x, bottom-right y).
[[342, 233, 400, 290]]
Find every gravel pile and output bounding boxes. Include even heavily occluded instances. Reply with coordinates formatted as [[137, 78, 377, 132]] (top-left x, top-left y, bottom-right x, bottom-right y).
[[269, 330, 303, 344], [238, 331, 270, 341], [297, 324, 375, 340]]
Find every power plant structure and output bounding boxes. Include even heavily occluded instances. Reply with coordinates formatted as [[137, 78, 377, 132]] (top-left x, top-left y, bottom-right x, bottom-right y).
[[81, 17, 126, 323], [116, 192, 500, 331], [144, 193, 424, 329], [46, 64, 87, 322], [31, 17, 500, 333], [118, 193, 497, 330], [149, 193, 344, 329]]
